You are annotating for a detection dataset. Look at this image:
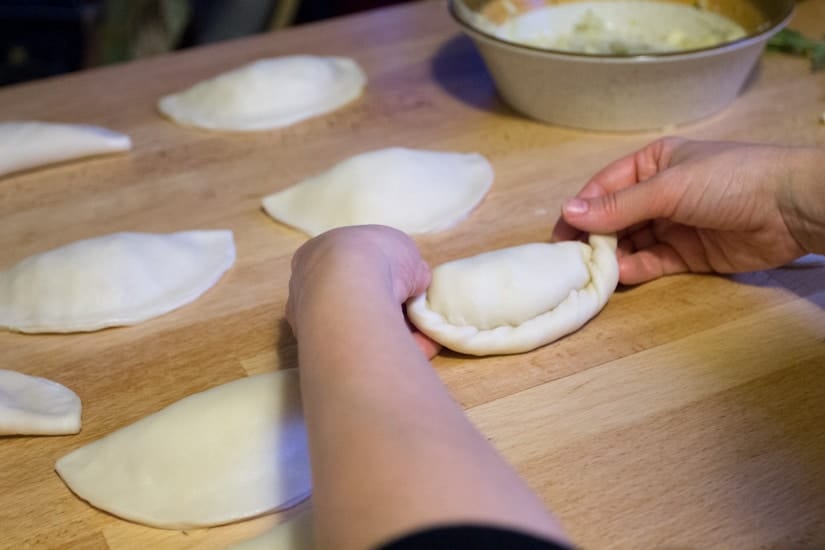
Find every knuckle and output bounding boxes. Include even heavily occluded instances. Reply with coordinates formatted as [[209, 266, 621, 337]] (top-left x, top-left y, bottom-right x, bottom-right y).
[[599, 192, 622, 216]]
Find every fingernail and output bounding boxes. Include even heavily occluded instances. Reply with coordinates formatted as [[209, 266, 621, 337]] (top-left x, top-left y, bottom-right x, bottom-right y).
[[564, 198, 589, 215]]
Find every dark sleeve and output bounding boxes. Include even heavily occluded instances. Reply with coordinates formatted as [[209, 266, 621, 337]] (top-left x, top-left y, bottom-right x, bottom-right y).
[[376, 524, 574, 550]]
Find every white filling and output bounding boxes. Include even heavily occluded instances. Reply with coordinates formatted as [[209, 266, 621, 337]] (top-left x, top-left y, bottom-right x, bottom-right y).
[[482, 1, 746, 54]]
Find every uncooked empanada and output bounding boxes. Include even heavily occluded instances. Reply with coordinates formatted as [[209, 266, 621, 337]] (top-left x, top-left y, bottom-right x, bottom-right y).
[[407, 235, 619, 356], [0, 121, 131, 178], [0, 369, 81, 436], [56, 369, 310, 530], [262, 147, 493, 236], [0, 230, 235, 333], [228, 509, 314, 550], [158, 55, 365, 131]]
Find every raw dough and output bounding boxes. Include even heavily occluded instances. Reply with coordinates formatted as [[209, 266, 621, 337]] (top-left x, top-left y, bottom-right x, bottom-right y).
[[262, 147, 493, 236], [227, 509, 314, 550], [0, 230, 235, 333], [56, 369, 311, 530], [0, 121, 131, 178], [0, 369, 81, 436], [407, 234, 619, 356], [158, 55, 366, 131]]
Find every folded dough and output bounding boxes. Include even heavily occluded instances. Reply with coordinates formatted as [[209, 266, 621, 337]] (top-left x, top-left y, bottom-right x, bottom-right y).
[[158, 55, 366, 131], [227, 509, 314, 550], [0, 121, 131, 178], [0, 369, 81, 436], [262, 147, 493, 236], [407, 235, 619, 356], [0, 230, 235, 333], [56, 369, 310, 530]]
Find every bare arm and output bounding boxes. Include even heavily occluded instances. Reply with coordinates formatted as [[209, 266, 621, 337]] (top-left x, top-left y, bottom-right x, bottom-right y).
[[287, 226, 569, 550]]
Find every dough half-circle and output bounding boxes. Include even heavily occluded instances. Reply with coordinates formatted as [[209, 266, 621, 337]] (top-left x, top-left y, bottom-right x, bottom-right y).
[[407, 234, 619, 356], [55, 369, 310, 529], [261, 147, 493, 237], [0, 121, 131, 178], [158, 55, 366, 131], [0, 230, 235, 333], [0, 369, 81, 436]]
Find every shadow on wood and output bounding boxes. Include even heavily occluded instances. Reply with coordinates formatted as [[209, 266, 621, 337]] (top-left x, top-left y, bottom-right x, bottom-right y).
[[430, 34, 517, 117]]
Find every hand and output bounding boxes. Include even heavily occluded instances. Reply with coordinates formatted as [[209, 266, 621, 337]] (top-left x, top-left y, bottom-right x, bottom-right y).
[[286, 225, 440, 358], [552, 137, 822, 285]]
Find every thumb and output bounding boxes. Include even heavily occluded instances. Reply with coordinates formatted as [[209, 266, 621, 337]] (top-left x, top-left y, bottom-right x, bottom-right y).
[[561, 177, 673, 234], [410, 260, 432, 298]]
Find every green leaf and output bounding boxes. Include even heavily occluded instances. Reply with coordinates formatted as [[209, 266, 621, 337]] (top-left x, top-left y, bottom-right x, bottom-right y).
[[812, 44, 825, 71], [767, 28, 825, 72]]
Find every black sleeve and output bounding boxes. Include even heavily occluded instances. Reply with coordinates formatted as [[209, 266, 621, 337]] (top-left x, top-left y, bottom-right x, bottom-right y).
[[376, 524, 574, 550]]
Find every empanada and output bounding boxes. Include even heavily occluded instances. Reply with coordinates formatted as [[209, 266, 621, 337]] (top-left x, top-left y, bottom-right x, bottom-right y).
[[262, 147, 493, 236], [158, 55, 365, 131], [0, 121, 131, 178], [0, 230, 235, 333], [56, 369, 310, 529], [0, 369, 81, 436], [407, 235, 619, 356]]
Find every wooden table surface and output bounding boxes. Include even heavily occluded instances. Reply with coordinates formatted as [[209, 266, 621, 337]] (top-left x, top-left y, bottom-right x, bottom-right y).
[[1, 1, 824, 548]]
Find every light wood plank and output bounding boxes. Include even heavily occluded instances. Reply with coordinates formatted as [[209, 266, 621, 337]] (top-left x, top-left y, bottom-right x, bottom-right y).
[[469, 292, 825, 548], [1, 1, 823, 548]]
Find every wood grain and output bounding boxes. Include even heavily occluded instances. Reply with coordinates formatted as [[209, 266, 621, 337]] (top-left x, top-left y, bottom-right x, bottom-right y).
[[1, 1, 824, 548]]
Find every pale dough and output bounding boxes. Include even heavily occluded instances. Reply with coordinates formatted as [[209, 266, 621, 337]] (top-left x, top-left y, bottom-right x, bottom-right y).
[[261, 147, 493, 236], [158, 55, 366, 131], [0, 121, 131, 178], [407, 234, 619, 355], [227, 509, 314, 550], [0, 230, 235, 333], [56, 369, 311, 530], [0, 369, 81, 436]]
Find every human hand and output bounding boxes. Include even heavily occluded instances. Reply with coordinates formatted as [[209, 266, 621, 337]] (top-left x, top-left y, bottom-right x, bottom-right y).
[[552, 137, 823, 285], [286, 225, 440, 359]]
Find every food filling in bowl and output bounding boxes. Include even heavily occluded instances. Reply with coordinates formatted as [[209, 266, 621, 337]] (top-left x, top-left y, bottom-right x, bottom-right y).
[[480, 1, 747, 54]]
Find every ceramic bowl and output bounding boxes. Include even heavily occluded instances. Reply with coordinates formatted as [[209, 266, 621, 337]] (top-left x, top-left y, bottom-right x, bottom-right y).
[[449, 0, 795, 131]]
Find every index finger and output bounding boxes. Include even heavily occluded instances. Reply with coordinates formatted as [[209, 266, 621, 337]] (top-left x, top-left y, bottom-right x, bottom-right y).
[[552, 149, 647, 241], [580, 136, 682, 197]]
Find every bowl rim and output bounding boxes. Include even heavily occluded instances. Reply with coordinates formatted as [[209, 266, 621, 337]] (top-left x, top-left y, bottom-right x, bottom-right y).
[[448, 0, 795, 63]]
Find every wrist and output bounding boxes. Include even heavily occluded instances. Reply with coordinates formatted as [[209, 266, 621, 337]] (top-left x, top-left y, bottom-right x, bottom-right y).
[[779, 147, 825, 255], [291, 268, 399, 338]]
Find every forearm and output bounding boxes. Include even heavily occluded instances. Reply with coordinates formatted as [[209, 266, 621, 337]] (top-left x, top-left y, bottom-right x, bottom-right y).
[[295, 282, 567, 550], [779, 147, 825, 255]]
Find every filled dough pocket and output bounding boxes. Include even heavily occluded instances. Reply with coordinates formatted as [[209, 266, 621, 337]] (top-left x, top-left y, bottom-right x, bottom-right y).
[[407, 234, 619, 356], [0, 369, 81, 436], [55, 369, 310, 529], [261, 147, 493, 236], [0, 230, 235, 333], [0, 121, 131, 178], [158, 55, 366, 131]]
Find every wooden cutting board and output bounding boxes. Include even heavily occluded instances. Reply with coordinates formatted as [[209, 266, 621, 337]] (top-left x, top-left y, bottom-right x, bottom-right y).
[[1, 1, 824, 548]]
